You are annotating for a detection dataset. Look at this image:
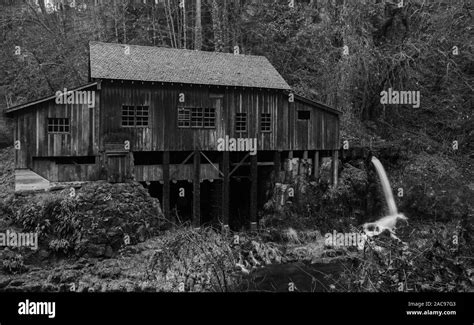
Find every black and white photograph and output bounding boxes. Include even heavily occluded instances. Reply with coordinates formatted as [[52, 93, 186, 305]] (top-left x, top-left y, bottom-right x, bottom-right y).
[[0, 0, 472, 322]]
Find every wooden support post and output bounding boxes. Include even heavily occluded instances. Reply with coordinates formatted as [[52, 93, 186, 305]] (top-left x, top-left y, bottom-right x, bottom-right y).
[[193, 150, 201, 228], [222, 151, 230, 228], [313, 151, 320, 180], [273, 151, 281, 183], [302, 150, 308, 176], [250, 154, 258, 231], [285, 151, 293, 183], [332, 150, 339, 186], [162, 151, 171, 223]]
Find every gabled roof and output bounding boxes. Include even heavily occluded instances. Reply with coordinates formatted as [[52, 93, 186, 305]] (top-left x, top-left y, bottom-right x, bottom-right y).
[[5, 82, 97, 115], [294, 94, 341, 115], [89, 41, 291, 90]]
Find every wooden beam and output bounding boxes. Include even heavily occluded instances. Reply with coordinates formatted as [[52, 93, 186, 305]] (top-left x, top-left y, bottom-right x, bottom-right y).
[[274, 151, 281, 183], [222, 151, 230, 227], [193, 150, 201, 227], [170, 151, 194, 179], [163, 151, 171, 223], [332, 150, 339, 186], [250, 154, 258, 231], [313, 151, 320, 180], [230, 162, 274, 166], [285, 151, 293, 183], [301, 151, 309, 176], [201, 151, 223, 177], [229, 152, 250, 177]]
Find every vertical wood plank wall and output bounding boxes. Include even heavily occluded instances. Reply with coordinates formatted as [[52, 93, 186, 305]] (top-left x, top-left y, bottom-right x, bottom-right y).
[[99, 82, 340, 152], [12, 82, 340, 184]]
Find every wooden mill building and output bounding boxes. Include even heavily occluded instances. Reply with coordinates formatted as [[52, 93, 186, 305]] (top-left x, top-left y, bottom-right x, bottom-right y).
[[6, 41, 340, 229]]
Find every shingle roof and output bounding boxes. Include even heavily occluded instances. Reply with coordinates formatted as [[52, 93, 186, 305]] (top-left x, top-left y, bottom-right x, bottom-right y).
[[89, 42, 291, 90]]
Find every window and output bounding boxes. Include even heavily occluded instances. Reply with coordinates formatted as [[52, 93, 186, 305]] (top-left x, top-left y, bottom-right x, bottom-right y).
[[297, 110, 310, 120], [135, 106, 149, 127], [122, 105, 135, 127], [48, 118, 70, 133], [178, 107, 215, 129], [55, 156, 96, 164], [235, 113, 247, 132], [178, 107, 191, 127], [191, 107, 204, 127], [121, 105, 149, 127], [260, 113, 271, 132], [204, 108, 216, 128]]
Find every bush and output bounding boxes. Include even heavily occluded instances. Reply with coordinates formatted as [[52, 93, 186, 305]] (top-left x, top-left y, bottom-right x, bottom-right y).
[[261, 163, 367, 233], [48, 239, 71, 254], [2, 254, 26, 274], [338, 221, 473, 292], [11, 182, 165, 258], [149, 227, 236, 292], [392, 153, 471, 221]]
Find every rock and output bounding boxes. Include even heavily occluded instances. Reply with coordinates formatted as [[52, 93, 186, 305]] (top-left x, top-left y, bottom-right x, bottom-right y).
[[87, 244, 106, 257], [0, 277, 12, 289], [60, 270, 79, 283], [137, 225, 146, 242], [9, 279, 24, 287], [77, 281, 89, 293], [104, 246, 114, 258], [38, 249, 50, 260]]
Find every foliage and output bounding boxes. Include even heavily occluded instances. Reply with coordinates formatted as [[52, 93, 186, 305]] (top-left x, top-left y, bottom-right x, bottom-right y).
[[261, 164, 367, 233], [338, 221, 473, 292], [2, 253, 26, 274], [48, 238, 71, 254], [391, 152, 472, 221], [149, 227, 237, 292], [11, 182, 164, 257]]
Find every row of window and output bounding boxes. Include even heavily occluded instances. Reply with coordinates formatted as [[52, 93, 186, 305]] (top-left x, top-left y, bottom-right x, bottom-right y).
[[177, 107, 216, 128], [120, 105, 276, 132], [46, 107, 311, 134]]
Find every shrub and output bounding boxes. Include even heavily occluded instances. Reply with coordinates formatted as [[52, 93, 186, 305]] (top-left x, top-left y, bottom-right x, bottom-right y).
[[2, 254, 26, 274], [392, 153, 471, 222], [338, 221, 473, 292], [48, 239, 71, 254], [149, 227, 236, 292]]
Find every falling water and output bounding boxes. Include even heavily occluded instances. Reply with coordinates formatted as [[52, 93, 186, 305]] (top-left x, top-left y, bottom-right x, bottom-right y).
[[371, 156, 398, 216]]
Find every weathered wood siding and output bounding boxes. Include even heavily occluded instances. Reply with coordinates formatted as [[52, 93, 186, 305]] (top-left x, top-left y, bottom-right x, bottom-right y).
[[100, 81, 339, 152], [32, 158, 100, 182], [12, 81, 339, 183], [134, 164, 220, 181], [291, 98, 340, 150], [13, 84, 100, 180]]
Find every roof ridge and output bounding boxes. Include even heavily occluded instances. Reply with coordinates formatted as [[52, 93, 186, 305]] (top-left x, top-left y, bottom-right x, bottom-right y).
[[89, 41, 290, 90], [89, 41, 268, 59]]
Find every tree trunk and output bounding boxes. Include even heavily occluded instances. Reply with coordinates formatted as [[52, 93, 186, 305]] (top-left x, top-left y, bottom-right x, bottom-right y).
[[194, 0, 202, 50]]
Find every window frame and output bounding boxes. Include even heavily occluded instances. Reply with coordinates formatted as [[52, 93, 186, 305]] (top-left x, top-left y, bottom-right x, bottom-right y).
[[121, 105, 149, 128], [260, 112, 272, 132], [47, 117, 70, 134], [177, 106, 216, 129], [235, 112, 247, 133], [297, 110, 311, 120]]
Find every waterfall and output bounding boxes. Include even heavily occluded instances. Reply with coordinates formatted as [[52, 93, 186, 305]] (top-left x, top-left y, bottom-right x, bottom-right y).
[[371, 156, 398, 216]]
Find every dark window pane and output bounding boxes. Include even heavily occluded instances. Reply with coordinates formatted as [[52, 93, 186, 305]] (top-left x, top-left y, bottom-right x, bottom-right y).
[[178, 107, 191, 127], [261, 113, 271, 132], [191, 107, 204, 127], [235, 113, 247, 132], [47, 118, 70, 133], [297, 110, 310, 120]]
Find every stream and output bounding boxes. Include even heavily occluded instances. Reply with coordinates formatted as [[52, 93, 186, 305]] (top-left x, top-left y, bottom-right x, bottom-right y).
[[239, 261, 345, 292]]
